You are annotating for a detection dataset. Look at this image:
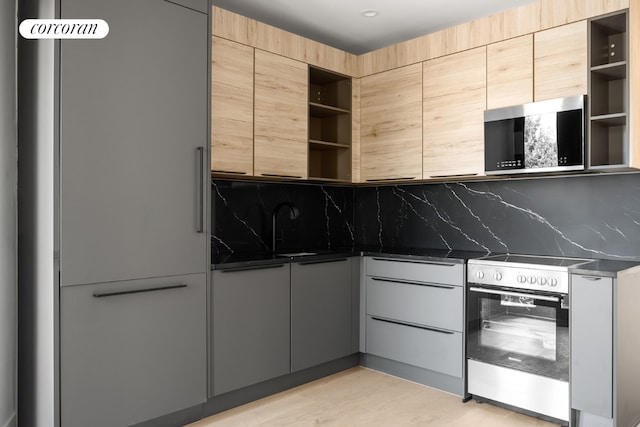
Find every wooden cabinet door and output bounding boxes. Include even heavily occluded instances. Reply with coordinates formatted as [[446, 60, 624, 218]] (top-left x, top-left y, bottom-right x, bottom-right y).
[[534, 20, 588, 101], [254, 50, 308, 180], [360, 63, 423, 182], [487, 35, 534, 109], [423, 47, 486, 178], [211, 37, 254, 176]]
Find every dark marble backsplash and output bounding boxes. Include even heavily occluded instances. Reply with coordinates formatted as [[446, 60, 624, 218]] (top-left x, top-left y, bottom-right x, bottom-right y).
[[355, 172, 640, 261], [211, 180, 354, 258], [212, 172, 640, 262]]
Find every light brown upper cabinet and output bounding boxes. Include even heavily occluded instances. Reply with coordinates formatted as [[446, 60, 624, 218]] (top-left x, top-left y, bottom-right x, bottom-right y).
[[254, 50, 309, 180], [360, 63, 423, 182], [487, 35, 534, 109], [211, 37, 255, 176], [423, 47, 486, 178], [534, 20, 588, 101]]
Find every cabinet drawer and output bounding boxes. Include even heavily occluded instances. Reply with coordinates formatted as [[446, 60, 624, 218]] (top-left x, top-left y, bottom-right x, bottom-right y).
[[366, 277, 463, 332], [61, 274, 206, 427], [366, 257, 463, 286], [366, 316, 463, 378]]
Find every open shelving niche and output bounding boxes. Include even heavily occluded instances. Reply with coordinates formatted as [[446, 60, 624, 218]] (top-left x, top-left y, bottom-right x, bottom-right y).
[[308, 66, 352, 182], [588, 10, 629, 169]]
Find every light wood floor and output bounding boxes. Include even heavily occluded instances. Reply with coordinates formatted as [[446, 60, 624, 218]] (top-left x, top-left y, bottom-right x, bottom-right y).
[[187, 367, 560, 426]]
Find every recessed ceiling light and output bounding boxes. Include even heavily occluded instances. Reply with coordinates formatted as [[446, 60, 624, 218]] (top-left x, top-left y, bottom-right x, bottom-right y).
[[361, 9, 379, 18]]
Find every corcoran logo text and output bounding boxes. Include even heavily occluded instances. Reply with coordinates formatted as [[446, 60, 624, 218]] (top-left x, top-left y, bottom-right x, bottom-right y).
[[19, 19, 109, 39]]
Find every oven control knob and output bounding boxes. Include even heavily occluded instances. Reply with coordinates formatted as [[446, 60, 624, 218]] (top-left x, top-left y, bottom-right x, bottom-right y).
[[528, 276, 536, 284], [549, 278, 558, 287], [494, 272, 502, 281], [517, 274, 526, 283], [539, 277, 548, 286], [476, 271, 485, 280]]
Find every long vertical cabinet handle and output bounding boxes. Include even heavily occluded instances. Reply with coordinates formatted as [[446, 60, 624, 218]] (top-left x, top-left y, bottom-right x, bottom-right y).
[[196, 146, 205, 233]]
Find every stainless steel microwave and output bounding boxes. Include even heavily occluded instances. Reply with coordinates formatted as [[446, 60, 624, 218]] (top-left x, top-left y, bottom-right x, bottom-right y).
[[484, 95, 586, 175]]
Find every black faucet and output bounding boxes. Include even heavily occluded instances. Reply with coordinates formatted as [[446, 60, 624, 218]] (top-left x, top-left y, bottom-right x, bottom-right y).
[[271, 201, 300, 253]]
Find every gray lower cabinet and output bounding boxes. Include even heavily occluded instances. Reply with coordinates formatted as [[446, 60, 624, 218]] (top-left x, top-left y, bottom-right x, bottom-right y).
[[366, 276, 463, 332], [212, 264, 291, 396], [571, 274, 613, 421], [571, 269, 640, 427], [363, 257, 465, 381], [291, 258, 352, 372], [366, 257, 463, 286], [366, 317, 462, 377], [60, 274, 207, 427]]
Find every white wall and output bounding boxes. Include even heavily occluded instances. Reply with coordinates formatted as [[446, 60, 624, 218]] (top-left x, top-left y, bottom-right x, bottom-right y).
[[0, 1, 17, 427]]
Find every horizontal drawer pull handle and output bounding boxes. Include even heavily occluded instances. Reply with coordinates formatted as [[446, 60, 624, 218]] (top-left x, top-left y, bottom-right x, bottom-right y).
[[365, 177, 416, 182], [370, 277, 456, 289], [212, 170, 248, 175], [371, 257, 456, 267], [428, 173, 479, 179], [580, 276, 602, 281], [220, 263, 287, 273], [93, 283, 187, 298], [371, 316, 455, 335], [469, 287, 560, 302], [260, 173, 302, 179], [299, 258, 348, 266]]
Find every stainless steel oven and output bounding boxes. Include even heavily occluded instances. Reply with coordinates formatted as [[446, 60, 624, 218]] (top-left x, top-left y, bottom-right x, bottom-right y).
[[466, 254, 592, 424], [467, 285, 569, 381]]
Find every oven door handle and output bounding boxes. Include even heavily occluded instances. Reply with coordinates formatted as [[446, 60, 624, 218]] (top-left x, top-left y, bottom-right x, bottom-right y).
[[469, 287, 560, 303]]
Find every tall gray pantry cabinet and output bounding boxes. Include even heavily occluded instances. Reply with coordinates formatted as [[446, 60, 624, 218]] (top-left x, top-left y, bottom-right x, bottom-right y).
[[18, 1, 210, 426]]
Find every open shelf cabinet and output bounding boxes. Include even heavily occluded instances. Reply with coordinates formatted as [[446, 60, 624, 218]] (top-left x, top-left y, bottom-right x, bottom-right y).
[[308, 66, 352, 182], [588, 10, 629, 168]]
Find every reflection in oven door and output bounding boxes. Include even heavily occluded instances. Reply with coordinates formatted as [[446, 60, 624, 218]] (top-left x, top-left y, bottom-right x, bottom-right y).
[[467, 286, 569, 382]]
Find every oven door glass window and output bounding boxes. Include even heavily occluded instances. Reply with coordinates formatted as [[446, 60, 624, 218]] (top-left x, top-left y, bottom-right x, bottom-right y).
[[467, 286, 569, 382]]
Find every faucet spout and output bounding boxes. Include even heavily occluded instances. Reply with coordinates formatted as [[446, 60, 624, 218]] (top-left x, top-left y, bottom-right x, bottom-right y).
[[271, 202, 300, 253]]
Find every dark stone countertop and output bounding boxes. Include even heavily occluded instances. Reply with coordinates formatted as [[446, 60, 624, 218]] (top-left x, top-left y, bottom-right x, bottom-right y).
[[212, 246, 489, 270], [356, 246, 488, 264], [212, 249, 355, 270], [212, 246, 640, 276], [570, 259, 640, 278]]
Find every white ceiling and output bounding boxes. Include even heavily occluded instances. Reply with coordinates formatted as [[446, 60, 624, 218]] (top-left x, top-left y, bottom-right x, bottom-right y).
[[210, 0, 538, 54]]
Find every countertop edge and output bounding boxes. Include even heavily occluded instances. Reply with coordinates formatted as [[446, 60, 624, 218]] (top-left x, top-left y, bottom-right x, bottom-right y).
[[570, 259, 640, 278], [213, 250, 640, 274], [359, 251, 470, 264], [212, 252, 355, 270]]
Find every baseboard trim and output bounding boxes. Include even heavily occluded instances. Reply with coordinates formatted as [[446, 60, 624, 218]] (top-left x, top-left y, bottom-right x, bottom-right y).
[[133, 354, 359, 426], [361, 353, 465, 397], [202, 354, 359, 418]]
